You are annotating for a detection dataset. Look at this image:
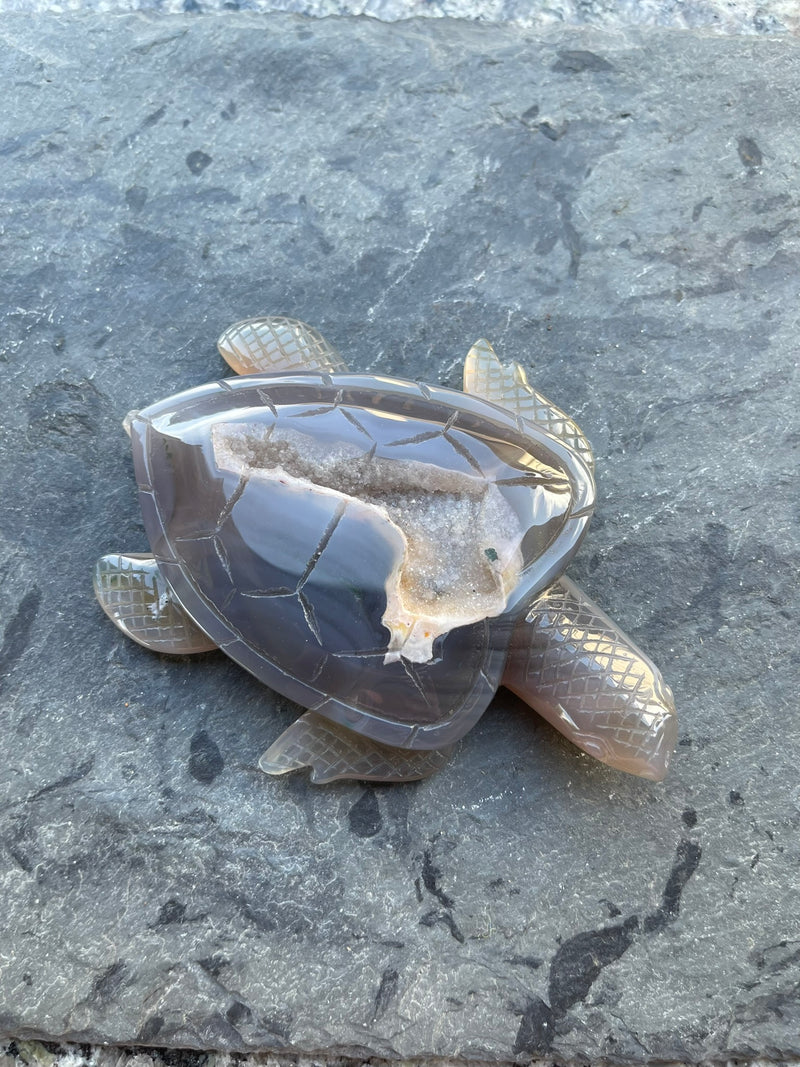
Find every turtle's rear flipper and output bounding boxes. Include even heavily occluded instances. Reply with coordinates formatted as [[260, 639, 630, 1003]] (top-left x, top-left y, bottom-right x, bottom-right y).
[[260, 711, 452, 784], [217, 316, 348, 376], [94, 553, 218, 654], [463, 339, 595, 477], [503, 577, 677, 781]]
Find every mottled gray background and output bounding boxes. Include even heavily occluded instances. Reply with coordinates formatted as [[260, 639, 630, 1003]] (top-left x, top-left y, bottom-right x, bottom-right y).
[[1, 9, 799, 1067]]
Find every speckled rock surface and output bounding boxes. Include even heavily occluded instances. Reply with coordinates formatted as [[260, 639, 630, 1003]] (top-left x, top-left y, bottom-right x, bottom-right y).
[[1, 13, 799, 1063], [0, 0, 798, 36]]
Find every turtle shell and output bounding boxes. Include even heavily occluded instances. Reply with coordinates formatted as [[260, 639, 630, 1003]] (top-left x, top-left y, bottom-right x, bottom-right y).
[[129, 372, 594, 749]]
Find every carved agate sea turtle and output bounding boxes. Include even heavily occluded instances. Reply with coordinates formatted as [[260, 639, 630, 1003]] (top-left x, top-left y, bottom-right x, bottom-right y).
[[95, 317, 677, 784]]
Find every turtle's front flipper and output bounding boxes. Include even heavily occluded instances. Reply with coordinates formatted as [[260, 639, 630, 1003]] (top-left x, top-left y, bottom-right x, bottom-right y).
[[260, 711, 453, 784], [463, 339, 595, 477], [503, 577, 677, 781], [94, 553, 218, 654], [217, 316, 348, 376]]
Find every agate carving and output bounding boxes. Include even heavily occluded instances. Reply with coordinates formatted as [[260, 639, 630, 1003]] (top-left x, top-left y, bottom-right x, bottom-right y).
[[94, 318, 677, 783]]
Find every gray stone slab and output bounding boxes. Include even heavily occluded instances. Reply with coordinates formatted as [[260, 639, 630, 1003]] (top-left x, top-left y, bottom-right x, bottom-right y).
[[1, 12, 799, 1063]]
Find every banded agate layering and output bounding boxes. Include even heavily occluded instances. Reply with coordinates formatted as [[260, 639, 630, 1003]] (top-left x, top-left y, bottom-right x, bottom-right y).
[[95, 318, 677, 784]]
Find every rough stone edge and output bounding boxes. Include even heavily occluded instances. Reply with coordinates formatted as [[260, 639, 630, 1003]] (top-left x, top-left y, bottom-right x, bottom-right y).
[[3, 1040, 799, 1067], [0, 0, 797, 36], [1, 8, 799, 51]]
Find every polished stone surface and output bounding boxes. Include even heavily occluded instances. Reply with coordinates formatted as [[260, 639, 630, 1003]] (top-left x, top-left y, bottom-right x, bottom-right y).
[[1, 13, 799, 1063]]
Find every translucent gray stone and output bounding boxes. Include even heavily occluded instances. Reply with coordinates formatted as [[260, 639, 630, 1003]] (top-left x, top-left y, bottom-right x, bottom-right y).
[[131, 372, 592, 748]]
